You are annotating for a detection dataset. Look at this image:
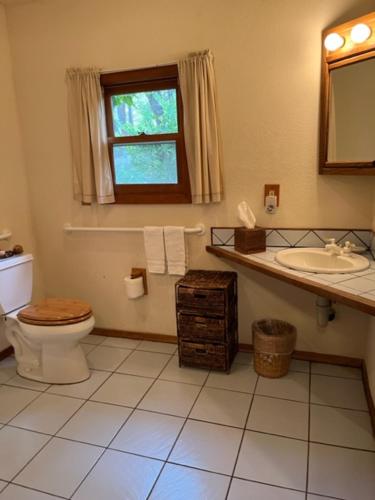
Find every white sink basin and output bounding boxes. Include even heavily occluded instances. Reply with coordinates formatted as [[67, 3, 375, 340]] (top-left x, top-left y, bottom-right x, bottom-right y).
[[275, 248, 370, 274]]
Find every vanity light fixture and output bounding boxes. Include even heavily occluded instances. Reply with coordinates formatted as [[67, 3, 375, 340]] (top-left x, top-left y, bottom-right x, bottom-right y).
[[324, 32, 345, 51], [350, 23, 372, 44]]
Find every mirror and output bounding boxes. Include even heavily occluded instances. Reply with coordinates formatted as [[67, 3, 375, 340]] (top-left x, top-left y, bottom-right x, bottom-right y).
[[320, 11, 375, 175], [328, 58, 375, 162]]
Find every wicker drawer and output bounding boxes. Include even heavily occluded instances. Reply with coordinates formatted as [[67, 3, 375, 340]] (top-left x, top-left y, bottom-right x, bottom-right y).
[[179, 341, 227, 370], [178, 313, 226, 341], [176, 286, 225, 313]]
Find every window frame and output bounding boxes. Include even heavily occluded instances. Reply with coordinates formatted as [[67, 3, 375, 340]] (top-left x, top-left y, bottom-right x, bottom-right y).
[[101, 65, 191, 204]]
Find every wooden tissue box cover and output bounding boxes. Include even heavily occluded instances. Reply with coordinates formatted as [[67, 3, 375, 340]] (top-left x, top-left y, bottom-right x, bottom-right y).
[[234, 227, 266, 254]]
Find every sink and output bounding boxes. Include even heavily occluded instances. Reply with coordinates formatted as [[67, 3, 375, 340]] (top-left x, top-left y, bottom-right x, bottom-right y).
[[275, 248, 370, 274]]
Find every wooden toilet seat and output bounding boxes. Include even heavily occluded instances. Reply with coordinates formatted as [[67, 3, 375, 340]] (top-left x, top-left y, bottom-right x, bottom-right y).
[[17, 298, 92, 326]]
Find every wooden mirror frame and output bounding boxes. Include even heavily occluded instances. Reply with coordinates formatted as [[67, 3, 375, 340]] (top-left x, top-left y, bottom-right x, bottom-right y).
[[320, 11, 375, 175]]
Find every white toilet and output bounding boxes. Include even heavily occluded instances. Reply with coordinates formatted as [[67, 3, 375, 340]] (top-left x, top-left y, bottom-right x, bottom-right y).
[[0, 254, 95, 384]]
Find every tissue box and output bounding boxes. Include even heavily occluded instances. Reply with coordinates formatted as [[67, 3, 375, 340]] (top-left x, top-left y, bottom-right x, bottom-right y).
[[234, 227, 266, 254]]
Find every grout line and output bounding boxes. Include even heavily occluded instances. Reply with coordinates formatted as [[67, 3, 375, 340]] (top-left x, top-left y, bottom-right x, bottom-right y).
[[104, 361, 181, 449], [145, 369, 212, 499], [307, 440, 375, 454], [115, 353, 174, 380], [202, 384, 254, 395], [8, 396, 89, 484], [7, 367, 117, 495], [3, 482, 68, 499], [243, 427, 308, 443], [1, 342, 374, 498], [305, 360, 312, 499], [67, 419, 134, 499], [46, 372, 112, 400], [224, 374, 260, 499], [70, 354, 188, 498], [231, 475, 309, 495], [292, 230, 311, 247], [3, 386, 45, 426], [305, 490, 347, 500], [1, 383, 49, 395], [86, 345, 135, 372], [66, 351, 179, 498], [309, 371, 362, 381], [163, 459, 235, 479], [309, 401, 369, 413]]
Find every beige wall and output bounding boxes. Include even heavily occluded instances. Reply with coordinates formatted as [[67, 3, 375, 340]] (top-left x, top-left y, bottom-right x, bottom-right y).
[[0, 3, 43, 351], [4, 0, 375, 357]]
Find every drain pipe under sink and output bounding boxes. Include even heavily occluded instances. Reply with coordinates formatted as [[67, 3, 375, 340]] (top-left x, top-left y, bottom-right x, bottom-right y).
[[316, 296, 336, 327]]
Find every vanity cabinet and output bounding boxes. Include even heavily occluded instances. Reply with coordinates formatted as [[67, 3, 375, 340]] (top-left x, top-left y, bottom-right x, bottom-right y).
[[175, 270, 238, 372]]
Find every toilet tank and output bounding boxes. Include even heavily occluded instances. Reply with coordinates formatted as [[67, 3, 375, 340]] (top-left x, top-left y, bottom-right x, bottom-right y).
[[0, 254, 33, 314]]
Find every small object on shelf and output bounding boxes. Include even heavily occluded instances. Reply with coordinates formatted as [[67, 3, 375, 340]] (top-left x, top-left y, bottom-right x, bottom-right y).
[[234, 226, 266, 254], [13, 244, 24, 255], [252, 319, 296, 378], [176, 270, 238, 372], [0, 244, 24, 259]]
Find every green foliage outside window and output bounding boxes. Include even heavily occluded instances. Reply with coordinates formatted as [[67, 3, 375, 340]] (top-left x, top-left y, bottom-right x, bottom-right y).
[[111, 89, 178, 137], [111, 89, 178, 184]]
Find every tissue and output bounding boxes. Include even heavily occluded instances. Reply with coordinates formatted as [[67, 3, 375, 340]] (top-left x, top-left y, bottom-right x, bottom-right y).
[[238, 201, 256, 229]]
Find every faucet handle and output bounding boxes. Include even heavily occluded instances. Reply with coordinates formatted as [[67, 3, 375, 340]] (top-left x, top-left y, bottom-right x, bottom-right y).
[[326, 238, 336, 245], [342, 241, 354, 254]]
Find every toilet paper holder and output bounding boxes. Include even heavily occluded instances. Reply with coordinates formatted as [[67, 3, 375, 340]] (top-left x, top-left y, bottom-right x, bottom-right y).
[[130, 268, 148, 295]]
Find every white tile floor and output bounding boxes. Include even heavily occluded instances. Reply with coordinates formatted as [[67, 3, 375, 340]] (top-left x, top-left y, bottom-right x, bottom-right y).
[[0, 336, 374, 500]]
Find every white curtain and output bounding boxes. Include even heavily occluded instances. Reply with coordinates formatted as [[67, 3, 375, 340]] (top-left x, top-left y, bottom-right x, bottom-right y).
[[66, 68, 115, 204], [178, 50, 223, 204]]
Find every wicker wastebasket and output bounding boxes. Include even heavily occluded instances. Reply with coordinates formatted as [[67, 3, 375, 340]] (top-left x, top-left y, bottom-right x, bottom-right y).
[[252, 319, 296, 378]]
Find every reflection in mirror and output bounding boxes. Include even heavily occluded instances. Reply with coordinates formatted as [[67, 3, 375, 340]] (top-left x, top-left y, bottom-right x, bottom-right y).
[[328, 58, 375, 162]]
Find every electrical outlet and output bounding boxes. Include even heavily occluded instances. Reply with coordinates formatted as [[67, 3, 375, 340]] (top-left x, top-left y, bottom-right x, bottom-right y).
[[264, 185, 280, 206], [264, 184, 280, 214]]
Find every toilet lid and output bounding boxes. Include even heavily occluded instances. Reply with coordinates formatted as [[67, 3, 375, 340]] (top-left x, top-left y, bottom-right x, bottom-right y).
[[17, 298, 92, 326]]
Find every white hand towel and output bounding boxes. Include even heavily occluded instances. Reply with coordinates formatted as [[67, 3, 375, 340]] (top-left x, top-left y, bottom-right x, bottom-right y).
[[144, 226, 165, 274], [164, 226, 187, 276]]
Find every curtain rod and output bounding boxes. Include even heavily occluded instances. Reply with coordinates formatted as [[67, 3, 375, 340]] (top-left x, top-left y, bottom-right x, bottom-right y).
[[100, 61, 177, 75], [100, 50, 210, 74]]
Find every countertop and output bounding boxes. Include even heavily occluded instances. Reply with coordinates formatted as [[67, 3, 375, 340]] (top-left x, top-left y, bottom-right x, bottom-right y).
[[206, 245, 375, 316]]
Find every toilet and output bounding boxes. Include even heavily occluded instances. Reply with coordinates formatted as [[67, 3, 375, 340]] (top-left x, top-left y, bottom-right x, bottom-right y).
[[0, 253, 95, 384]]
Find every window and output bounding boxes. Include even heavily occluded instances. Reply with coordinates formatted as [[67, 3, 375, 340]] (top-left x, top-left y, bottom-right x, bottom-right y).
[[101, 65, 191, 203]]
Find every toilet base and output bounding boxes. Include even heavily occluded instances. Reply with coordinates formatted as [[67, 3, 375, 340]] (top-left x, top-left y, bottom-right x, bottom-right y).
[[5, 313, 95, 385], [17, 343, 91, 384], [17, 368, 91, 385]]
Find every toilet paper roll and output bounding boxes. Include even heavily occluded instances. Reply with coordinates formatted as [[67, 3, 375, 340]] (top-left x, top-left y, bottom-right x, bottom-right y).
[[124, 276, 144, 299]]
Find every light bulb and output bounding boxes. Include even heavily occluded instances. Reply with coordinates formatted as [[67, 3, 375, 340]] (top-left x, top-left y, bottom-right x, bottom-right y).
[[351, 23, 372, 44], [324, 32, 345, 51]]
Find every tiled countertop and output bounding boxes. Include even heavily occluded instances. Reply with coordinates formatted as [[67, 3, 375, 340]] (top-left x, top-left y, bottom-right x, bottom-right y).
[[206, 245, 375, 316]]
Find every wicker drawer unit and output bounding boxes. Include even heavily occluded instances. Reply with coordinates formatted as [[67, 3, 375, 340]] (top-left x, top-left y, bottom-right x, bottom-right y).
[[176, 270, 238, 372], [177, 312, 226, 341]]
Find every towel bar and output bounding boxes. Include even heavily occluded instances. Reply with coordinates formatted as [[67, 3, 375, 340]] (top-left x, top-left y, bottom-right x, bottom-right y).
[[64, 223, 205, 236]]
